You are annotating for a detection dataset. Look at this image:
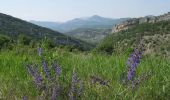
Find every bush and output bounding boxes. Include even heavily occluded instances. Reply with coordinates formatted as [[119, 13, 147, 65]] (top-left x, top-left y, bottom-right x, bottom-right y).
[[0, 34, 10, 48]]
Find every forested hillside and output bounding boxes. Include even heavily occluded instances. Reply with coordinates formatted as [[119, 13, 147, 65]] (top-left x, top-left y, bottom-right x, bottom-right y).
[[0, 13, 93, 50]]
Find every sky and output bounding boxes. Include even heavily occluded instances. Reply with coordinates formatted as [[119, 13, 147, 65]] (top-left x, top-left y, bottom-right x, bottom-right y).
[[0, 0, 170, 22]]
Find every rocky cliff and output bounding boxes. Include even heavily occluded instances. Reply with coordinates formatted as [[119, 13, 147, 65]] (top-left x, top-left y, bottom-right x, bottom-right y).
[[112, 12, 170, 33]]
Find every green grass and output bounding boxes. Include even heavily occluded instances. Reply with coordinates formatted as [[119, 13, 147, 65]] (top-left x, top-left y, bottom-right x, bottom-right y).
[[0, 47, 170, 99]]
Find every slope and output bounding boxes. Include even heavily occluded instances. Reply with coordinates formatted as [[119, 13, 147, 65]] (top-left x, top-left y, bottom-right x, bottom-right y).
[[66, 28, 112, 44], [0, 13, 92, 50], [96, 20, 170, 56]]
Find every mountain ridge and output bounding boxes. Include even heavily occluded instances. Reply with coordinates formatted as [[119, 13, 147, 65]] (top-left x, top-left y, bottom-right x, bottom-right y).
[[30, 15, 128, 32], [96, 12, 170, 56], [112, 12, 170, 33]]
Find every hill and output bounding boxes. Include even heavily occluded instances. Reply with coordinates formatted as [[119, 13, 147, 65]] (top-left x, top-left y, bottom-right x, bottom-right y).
[[30, 20, 61, 31], [96, 16, 170, 56], [0, 13, 92, 50], [30, 15, 128, 32], [66, 28, 112, 44], [112, 12, 170, 33]]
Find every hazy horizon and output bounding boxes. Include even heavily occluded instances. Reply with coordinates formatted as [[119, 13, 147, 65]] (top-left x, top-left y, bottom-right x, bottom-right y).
[[0, 0, 170, 22]]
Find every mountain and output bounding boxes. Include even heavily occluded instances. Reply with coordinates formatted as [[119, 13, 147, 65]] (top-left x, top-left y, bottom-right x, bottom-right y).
[[96, 12, 170, 56], [30, 16, 128, 44], [30, 15, 128, 32], [0, 13, 93, 50]]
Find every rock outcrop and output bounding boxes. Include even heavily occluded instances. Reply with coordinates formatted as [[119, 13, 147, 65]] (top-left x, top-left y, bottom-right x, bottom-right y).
[[112, 12, 170, 33]]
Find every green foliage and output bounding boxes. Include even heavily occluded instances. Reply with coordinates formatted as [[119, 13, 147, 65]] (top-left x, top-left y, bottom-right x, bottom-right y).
[[17, 34, 32, 45], [0, 47, 169, 99], [0, 34, 10, 48]]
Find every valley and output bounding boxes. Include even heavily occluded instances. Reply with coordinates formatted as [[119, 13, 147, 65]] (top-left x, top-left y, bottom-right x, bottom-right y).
[[0, 1, 170, 99], [31, 16, 128, 44]]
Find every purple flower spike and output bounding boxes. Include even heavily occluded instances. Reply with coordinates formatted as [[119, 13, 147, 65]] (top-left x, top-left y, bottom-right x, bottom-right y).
[[127, 46, 144, 81], [42, 60, 50, 79], [27, 65, 36, 76], [37, 48, 42, 56], [51, 86, 60, 100], [22, 96, 28, 100], [27, 64, 43, 88], [52, 63, 62, 76], [69, 70, 79, 100], [34, 74, 43, 86], [72, 71, 79, 84]]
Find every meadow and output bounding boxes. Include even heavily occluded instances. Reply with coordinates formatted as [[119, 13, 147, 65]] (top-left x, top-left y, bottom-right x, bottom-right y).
[[0, 46, 169, 100]]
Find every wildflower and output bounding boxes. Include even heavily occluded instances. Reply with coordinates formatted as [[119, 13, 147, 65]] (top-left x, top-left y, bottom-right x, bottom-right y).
[[27, 64, 43, 86], [123, 45, 152, 90], [34, 74, 43, 87], [127, 47, 144, 81], [42, 60, 50, 79], [51, 85, 60, 100], [72, 71, 79, 84], [37, 48, 42, 56], [70, 71, 78, 94], [27, 64, 36, 76], [52, 62, 62, 76], [22, 96, 28, 100], [69, 70, 80, 100]]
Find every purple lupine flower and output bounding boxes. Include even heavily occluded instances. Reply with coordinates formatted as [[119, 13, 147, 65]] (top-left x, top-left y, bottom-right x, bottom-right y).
[[69, 70, 79, 100], [72, 71, 79, 84], [77, 81, 83, 96], [52, 62, 62, 76], [27, 64, 43, 88], [127, 47, 144, 81], [70, 71, 78, 93], [27, 65, 36, 76], [51, 87, 57, 100], [37, 48, 42, 56], [42, 60, 50, 79], [22, 96, 28, 100], [51, 86, 60, 100], [34, 74, 43, 86]]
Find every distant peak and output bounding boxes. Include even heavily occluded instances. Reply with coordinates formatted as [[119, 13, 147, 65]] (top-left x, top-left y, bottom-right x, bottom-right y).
[[91, 15, 102, 18]]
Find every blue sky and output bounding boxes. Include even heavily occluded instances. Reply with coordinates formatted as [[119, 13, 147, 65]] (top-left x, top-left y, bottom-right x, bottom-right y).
[[0, 0, 170, 22]]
